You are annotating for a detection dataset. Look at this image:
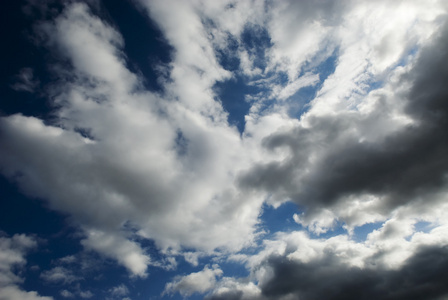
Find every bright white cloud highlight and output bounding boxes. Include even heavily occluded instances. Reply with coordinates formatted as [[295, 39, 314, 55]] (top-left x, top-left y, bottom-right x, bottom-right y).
[[164, 265, 223, 297]]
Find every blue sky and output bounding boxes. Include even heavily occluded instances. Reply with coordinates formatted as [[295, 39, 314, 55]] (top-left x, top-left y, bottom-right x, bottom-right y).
[[2, 1, 448, 299]]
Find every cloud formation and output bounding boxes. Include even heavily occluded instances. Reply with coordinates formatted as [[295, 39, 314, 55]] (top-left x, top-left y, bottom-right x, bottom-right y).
[[164, 265, 223, 297], [2, 0, 448, 299], [0, 234, 53, 300], [240, 16, 448, 233]]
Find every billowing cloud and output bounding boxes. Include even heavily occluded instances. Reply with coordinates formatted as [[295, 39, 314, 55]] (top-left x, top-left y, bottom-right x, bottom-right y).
[[0, 1, 270, 278], [2, 0, 448, 299], [205, 215, 448, 299], [164, 264, 223, 297], [240, 9, 448, 233]]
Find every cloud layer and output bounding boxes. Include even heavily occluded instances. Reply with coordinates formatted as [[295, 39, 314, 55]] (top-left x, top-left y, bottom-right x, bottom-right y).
[[1, 0, 448, 299]]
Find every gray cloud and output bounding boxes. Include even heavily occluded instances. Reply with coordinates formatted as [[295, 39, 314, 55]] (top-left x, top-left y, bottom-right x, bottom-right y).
[[260, 245, 448, 300], [239, 18, 448, 223], [10, 68, 40, 93]]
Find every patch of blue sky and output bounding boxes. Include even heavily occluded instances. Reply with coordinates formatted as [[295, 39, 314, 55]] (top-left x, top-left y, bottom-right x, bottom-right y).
[[240, 24, 272, 71], [218, 259, 251, 280], [394, 45, 419, 69], [256, 199, 353, 242], [21, 234, 85, 299], [364, 46, 420, 95], [101, 0, 173, 93], [215, 34, 240, 72], [307, 220, 348, 240], [214, 76, 258, 134], [0, 177, 69, 237], [351, 221, 384, 242], [283, 52, 339, 119], [0, 175, 184, 300], [303, 48, 339, 85], [258, 201, 303, 236], [365, 79, 383, 93], [215, 30, 339, 132], [213, 25, 274, 134], [285, 85, 318, 119], [0, 1, 57, 120], [413, 220, 434, 234]]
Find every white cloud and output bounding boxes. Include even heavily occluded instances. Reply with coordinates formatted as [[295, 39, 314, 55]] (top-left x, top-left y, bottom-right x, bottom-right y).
[[0, 286, 53, 300], [271, 72, 320, 101], [208, 277, 262, 300], [205, 213, 448, 299], [109, 284, 129, 297], [81, 229, 149, 277], [0, 234, 52, 300], [40, 267, 80, 284], [164, 265, 223, 297]]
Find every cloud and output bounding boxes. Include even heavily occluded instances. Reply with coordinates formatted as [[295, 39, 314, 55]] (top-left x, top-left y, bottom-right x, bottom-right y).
[[0, 1, 263, 276], [40, 267, 80, 285], [81, 229, 150, 277], [206, 278, 262, 300], [205, 215, 448, 299], [164, 265, 223, 297], [10, 68, 40, 93], [109, 284, 129, 297], [260, 245, 448, 300], [2, 0, 448, 297], [239, 14, 448, 233], [79, 290, 93, 299], [0, 234, 53, 300]]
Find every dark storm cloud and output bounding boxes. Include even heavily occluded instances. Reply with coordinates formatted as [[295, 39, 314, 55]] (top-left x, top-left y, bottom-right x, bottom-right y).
[[239, 19, 448, 214], [260, 245, 448, 300]]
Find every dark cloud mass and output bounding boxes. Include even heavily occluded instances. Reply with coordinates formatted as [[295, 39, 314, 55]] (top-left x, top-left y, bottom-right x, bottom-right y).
[[240, 20, 448, 215], [261, 245, 448, 300]]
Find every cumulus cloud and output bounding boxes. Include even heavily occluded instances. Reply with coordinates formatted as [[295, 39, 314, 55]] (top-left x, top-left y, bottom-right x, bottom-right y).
[[259, 245, 448, 300], [81, 229, 150, 277], [164, 265, 223, 297], [0, 234, 52, 300], [204, 214, 448, 299]]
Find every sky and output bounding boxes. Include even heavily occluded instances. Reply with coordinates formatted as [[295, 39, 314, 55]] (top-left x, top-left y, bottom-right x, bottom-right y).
[[1, 0, 448, 299]]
